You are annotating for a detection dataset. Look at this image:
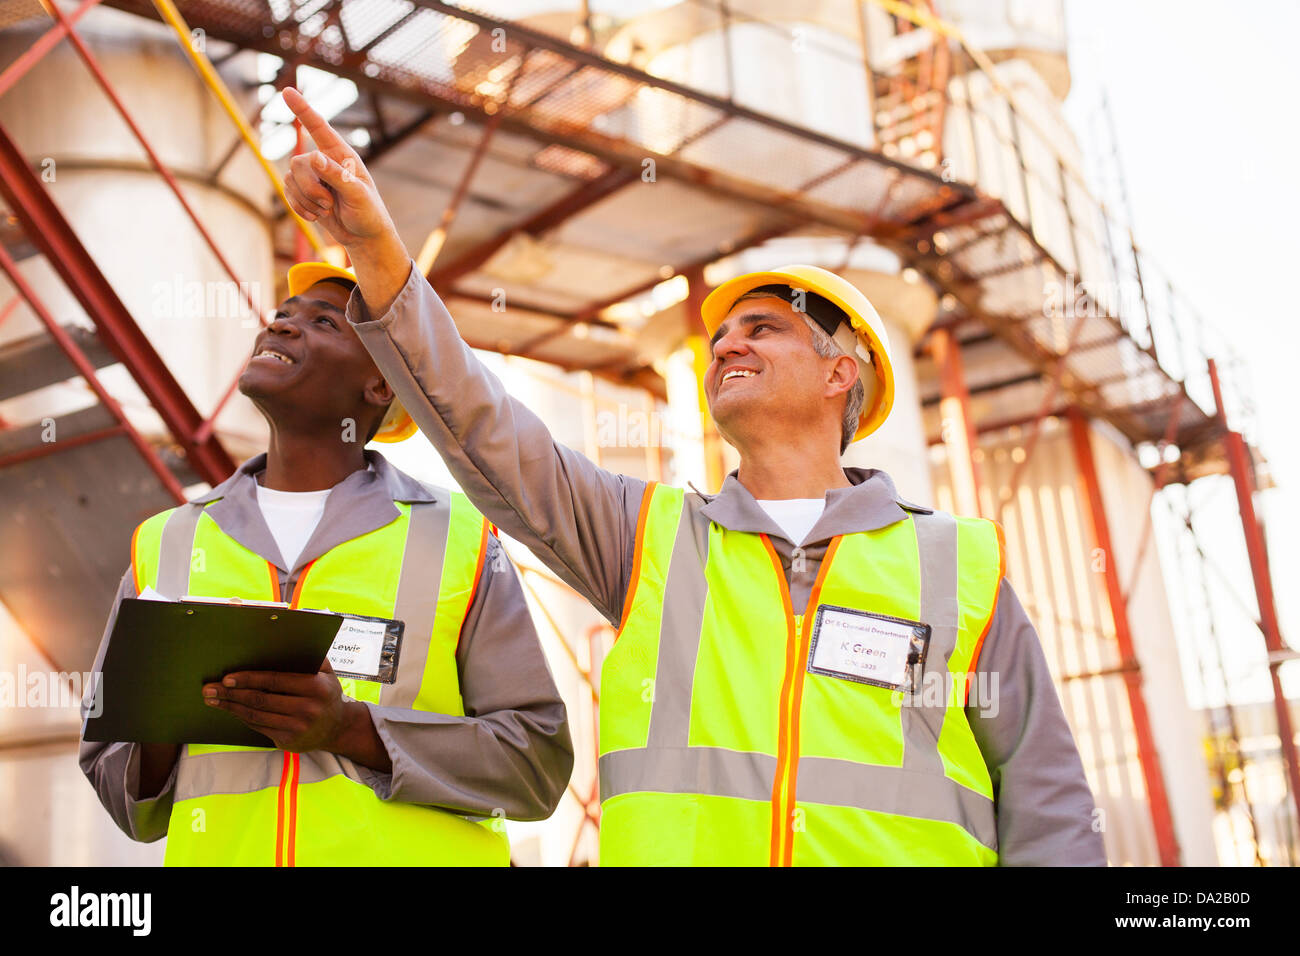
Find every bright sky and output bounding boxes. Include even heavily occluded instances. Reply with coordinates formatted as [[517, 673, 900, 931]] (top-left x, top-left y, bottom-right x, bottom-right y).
[[1062, 0, 1300, 703]]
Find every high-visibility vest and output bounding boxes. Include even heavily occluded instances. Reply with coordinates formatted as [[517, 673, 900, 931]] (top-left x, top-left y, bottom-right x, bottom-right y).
[[129, 489, 509, 866], [598, 482, 1005, 866]]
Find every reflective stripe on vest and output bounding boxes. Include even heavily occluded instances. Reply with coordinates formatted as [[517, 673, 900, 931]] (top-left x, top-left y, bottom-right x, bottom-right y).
[[130, 490, 506, 867], [598, 482, 1004, 866]]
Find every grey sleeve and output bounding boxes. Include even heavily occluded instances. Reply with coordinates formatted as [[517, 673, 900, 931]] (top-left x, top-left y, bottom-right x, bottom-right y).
[[77, 569, 179, 843], [358, 534, 574, 820], [346, 259, 646, 625], [966, 577, 1108, 866]]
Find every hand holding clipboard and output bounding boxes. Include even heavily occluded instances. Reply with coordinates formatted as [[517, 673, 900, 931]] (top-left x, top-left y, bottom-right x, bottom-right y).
[[83, 596, 403, 747]]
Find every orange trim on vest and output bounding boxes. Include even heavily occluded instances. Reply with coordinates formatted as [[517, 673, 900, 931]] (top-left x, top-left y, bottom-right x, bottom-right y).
[[964, 521, 1006, 706], [275, 751, 291, 866], [764, 534, 842, 866], [130, 522, 144, 596], [783, 535, 839, 866], [271, 567, 316, 866], [267, 561, 282, 603], [273, 751, 302, 867], [764, 533, 798, 867], [286, 753, 300, 867], [616, 481, 658, 638], [289, 560, 315, 609]]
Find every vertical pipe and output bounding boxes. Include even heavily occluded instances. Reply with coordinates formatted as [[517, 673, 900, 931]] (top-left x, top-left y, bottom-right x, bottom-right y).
[[929, 327, 982, 517], [1067, 407, 1182, 866], [1207, 358, 1300, 833]]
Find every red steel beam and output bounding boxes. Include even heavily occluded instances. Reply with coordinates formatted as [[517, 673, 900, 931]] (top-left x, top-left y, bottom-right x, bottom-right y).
[[572, 220, 796, 324], [1206, 357, 1300, 829], [413, 1, 954, 189], [417, 90, 510, 275], [925, 405, 1071, 445], [0, 295, 20, 331], [429, 166, 640, 291], [46, 1, 263, 325], [41, 0, 264, 452], [0, 423, 125, 470], [0, 242, 185, 502], [0, 120, 236, 485], [1067, 406, 1181, 866], [0, 0, 105, 99]]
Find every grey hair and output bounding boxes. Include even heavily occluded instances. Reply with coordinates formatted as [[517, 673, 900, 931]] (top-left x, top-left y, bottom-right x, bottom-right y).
[[730, 288, 865, 453], [802, 316, 866, 454]]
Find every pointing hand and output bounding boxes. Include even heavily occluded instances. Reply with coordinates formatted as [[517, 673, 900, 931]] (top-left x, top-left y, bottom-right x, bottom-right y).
[[282, 86, 397, 250]]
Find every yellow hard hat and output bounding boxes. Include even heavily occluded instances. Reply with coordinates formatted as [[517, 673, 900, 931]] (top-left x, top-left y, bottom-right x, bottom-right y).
[[285, 261, 417, 443], [699, 264, 895, 442]]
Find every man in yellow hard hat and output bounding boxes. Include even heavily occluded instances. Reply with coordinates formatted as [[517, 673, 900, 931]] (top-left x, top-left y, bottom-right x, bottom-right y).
[[285, 263, 419, 445], [80, 260, 573, 865], [280, 86, 1105, 866]]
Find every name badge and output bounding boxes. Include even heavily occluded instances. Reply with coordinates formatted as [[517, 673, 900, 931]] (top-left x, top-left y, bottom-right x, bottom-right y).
[[327, 614, 404, 684], [806, 605, 930, 690]]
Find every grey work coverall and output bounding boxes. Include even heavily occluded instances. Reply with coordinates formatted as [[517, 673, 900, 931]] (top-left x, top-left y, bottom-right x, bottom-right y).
[[80, 449, 574, 843], [347, 260, 1108, 866]]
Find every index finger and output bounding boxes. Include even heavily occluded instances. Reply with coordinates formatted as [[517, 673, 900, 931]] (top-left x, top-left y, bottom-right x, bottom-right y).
[[221, 670, 321, 695], [283, 86, 358, 162]]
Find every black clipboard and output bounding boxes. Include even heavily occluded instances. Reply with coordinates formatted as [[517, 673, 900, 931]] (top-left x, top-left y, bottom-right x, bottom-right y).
[[83, 598, 344, 746]]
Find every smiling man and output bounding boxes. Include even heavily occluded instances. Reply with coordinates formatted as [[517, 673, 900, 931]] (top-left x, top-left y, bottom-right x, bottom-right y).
[[79, 263, 573, 866], [278, 87, 1105, 867]]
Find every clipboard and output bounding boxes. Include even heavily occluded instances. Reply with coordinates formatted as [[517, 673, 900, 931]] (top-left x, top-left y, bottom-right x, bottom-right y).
[[83, 598, 368, 746]]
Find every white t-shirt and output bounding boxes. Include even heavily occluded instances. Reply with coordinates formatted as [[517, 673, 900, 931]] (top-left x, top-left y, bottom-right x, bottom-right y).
[[756, 498, 826, 546], [256, 484, 332, 570]]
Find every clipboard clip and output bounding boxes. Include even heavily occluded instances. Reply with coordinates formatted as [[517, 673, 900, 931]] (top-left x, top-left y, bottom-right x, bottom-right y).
[[182, 594, 291, 609]]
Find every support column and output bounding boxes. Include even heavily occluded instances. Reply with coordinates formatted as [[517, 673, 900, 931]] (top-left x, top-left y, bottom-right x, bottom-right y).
[[1068, 406, 1181, 866], [929, 325, 982, 517], [1207, 358, 1300, 830]]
